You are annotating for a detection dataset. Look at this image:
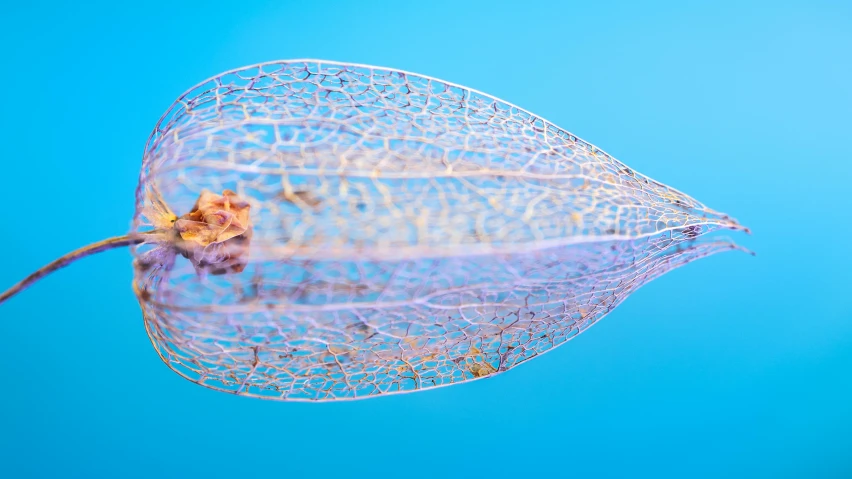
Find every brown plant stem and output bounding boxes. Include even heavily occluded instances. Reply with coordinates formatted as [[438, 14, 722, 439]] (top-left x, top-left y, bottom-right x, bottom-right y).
[[0, 235, 144, 306]]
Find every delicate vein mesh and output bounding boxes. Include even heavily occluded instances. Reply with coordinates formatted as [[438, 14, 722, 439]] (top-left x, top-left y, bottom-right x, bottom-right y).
[[130, 60, 745, 401]]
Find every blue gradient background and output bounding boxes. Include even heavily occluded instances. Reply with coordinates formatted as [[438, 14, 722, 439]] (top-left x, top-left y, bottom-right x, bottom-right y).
[[1, 1, 850, 478]]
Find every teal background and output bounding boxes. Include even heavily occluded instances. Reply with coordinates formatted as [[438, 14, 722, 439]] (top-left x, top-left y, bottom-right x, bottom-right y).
[[1, 1, 850, 477]]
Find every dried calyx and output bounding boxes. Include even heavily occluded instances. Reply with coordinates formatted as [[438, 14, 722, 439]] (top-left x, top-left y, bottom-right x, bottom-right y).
[[146, 189, 254, 276], [175, 190, 251, 247]]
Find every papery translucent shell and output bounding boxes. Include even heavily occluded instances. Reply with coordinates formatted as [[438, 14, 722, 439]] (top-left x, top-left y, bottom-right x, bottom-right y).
[[132, 60, 748, 401]]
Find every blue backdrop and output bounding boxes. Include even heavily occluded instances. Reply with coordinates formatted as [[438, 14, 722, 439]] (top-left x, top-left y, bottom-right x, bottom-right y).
[[1, 1, 850, 477]]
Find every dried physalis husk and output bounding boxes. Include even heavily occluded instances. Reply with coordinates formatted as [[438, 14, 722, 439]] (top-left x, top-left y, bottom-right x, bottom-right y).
[[0, 60, 752, 403]]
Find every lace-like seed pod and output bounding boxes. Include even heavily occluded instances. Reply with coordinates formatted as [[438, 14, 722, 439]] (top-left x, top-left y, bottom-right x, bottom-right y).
[[1, 60, 751, 401]]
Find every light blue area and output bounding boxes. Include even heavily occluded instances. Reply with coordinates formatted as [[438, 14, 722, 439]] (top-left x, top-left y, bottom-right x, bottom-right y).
[[0, 1, 849, 477]]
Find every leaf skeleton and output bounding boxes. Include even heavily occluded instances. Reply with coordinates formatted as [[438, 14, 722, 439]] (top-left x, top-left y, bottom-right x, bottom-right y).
[[0, 60, 752, 401]]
